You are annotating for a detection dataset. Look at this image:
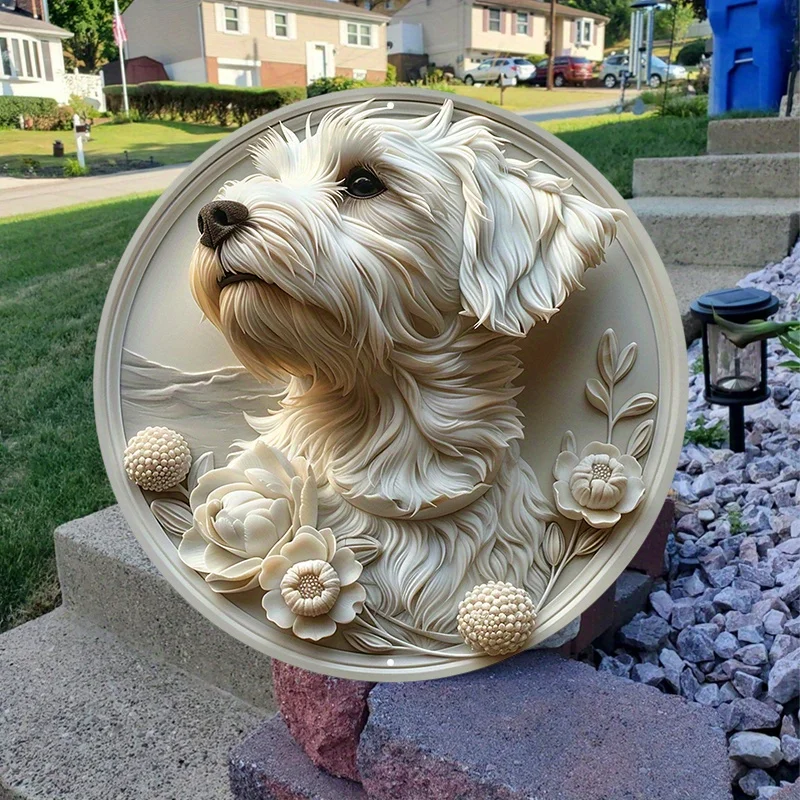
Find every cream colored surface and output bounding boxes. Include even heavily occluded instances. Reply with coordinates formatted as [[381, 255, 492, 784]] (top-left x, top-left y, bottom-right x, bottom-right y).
[[95, 88, 686, 681], [468, 6, 548, 58]]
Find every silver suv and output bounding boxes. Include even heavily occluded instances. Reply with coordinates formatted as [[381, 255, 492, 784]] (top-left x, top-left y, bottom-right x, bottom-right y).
[[600, 53, 687, 88], [463, 57, 536, 87]]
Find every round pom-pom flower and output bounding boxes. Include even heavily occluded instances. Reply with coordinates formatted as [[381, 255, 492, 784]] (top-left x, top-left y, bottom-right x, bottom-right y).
[[457, 581, 536, 656], [124, 426, 192, 492]]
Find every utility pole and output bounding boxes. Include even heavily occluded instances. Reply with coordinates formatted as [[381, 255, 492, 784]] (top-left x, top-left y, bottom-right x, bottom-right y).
[[547, 0, 556, 90]]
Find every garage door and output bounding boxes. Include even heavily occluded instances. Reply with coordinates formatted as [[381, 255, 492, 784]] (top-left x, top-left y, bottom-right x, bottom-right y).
[[218, 66, 258, 87]]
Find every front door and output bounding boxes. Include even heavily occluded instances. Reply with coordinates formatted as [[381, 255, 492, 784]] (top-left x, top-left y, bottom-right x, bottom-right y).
[[309, 45, 327, 82]]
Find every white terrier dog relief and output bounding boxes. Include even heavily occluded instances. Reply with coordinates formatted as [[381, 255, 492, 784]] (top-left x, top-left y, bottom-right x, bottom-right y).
[[96, 89, 687, 681]]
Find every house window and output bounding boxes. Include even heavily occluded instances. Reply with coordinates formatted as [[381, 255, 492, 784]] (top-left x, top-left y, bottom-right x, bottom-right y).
[[488, 8, 501, 32], [224, 5, 240, 32], [347, 22, 373, 46], [0, 38, 12, 77], [0, 35, 42, 79], [516, 11, 529, 34], [576, 17, 593, 45], [274, 12, 289, 37]]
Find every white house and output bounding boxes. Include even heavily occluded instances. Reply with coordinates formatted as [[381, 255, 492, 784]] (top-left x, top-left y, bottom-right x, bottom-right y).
[[0, 0, 72, 102]]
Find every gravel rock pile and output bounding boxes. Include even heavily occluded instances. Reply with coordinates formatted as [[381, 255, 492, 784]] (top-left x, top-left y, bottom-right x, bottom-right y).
[[601, 243, 800, 799]]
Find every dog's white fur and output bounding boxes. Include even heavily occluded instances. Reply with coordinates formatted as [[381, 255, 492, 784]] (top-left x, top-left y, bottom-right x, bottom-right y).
[[190, 100, 623, 634]]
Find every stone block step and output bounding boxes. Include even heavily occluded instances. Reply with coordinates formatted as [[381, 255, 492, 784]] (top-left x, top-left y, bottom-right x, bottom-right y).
[[0, 609, 267, 800], [633, 153, 799, 198], [55, 507, 275, 709], [707, 117, 800, 155], [628, 196, 799, 268], [357, 650, 733, 800]]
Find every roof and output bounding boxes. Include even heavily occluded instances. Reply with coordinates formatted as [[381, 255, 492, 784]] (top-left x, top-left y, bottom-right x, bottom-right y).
[[255, 0, 390, 21], [477, 0, 608, 22], [0, 9, 72, 37]]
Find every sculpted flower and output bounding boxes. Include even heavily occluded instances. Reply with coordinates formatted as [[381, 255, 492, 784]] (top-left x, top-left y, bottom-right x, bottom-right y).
[[178, 441, 317, 593], [553, 441, 644, 529], [259, 526, 366, 641]]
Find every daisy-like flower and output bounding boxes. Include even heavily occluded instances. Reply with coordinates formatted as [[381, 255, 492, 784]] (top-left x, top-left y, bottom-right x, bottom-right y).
[[178, 441, 316, 593], [260, 526, 366, 641], [553, 441, 645, 529]]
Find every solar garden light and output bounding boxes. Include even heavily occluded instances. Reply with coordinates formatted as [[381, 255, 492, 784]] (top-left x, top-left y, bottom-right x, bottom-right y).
[[690, 288, 780, 452]]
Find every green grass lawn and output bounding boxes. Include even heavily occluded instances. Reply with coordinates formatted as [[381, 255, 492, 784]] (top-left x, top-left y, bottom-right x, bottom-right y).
[[0, 120, 230, 176], [0, 194, 159, 630], [0, 110, 708, 631], [451, 85, 616, 112]]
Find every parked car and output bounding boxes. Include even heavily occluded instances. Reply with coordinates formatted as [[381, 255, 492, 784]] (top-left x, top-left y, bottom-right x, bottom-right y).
[[600, 54, 688, 88], [530, 56, 594, 87], [463, 57, 536, 87]]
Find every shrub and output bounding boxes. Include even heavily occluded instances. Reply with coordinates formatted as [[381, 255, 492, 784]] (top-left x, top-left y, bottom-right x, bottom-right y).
[[69, 93, 100, 120], [28, 104, 75, 131], [384, 63, 397, 86], [63, 158, 90, 177], [0, 96, 59, 128], [307, 76, 366, 97], [676, 38, 709, 67], [104, 82, 305, 126], [526, 53, 547, 64], [659, 93, 708, 117]]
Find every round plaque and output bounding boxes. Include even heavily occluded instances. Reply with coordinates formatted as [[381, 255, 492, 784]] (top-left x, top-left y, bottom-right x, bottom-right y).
[[95, 88, 687, 681]]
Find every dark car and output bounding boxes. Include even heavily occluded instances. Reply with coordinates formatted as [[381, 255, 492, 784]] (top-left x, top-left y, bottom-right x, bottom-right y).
[[530, 56, 594, 87]]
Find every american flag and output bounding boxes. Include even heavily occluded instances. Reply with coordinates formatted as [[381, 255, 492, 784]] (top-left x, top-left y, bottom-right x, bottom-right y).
[[112, 0, 127, 46]]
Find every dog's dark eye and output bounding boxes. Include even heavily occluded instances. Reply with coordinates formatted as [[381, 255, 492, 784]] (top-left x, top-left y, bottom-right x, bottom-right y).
[[344, 166, 385, 199]]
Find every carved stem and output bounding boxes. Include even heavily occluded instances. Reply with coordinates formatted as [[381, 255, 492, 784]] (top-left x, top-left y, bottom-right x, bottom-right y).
[[535, 519, 581, 612]]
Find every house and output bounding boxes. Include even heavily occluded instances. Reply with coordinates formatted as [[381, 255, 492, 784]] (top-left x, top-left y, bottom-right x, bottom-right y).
[[391, 0, 607, 77], [0, 0, 72, 102], [122, 0, 390, 88]]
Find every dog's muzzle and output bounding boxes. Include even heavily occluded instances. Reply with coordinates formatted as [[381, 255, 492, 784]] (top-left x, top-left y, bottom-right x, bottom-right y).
[[197, 200, 249, 249]]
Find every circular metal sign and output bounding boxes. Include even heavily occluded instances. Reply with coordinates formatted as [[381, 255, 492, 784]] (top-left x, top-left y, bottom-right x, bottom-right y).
[[95, 88, 686, 681]]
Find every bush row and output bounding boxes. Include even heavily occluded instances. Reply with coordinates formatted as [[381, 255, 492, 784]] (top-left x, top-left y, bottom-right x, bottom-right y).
[[0, 96, 75, 130], [104, 82, 306, 126]]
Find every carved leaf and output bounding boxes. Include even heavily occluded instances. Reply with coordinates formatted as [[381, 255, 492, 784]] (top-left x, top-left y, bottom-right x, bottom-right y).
[[560, 430, 577, 455], [614, 343, 638, 382], [573, 527, 611, 558], [344, 537, 382, 567], [597, 329, 618, 386], [150, 498, 193, 535], [627, 419, 654, 460], [188, 451, 215, 493], [343, 629, 394, 654], [614, 392, 657, 422], [543, 522, 565, 567], [585, 379, 610, 415]]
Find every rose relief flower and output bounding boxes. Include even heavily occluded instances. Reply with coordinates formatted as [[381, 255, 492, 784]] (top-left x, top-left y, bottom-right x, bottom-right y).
[[178, 441, 317, 593], [553, 441, 645, 529], [259, 526, 366, 642]]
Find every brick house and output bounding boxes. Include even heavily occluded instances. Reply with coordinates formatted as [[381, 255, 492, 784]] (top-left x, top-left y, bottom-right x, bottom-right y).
[[122, 0, 389, 88]]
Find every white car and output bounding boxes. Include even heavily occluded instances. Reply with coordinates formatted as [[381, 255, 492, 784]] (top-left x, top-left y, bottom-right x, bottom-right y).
[[463, 58, 536, 87]]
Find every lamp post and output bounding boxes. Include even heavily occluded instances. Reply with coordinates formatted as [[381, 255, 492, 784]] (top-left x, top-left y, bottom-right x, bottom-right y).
[[690, 288, 779, 452]]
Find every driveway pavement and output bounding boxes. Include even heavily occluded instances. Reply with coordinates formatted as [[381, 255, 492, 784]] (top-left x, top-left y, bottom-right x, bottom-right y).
[[0, 163, 188, 218]]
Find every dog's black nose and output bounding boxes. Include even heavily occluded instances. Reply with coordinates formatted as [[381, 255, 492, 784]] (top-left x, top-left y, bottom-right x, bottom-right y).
[[197, 200, 249, 248]]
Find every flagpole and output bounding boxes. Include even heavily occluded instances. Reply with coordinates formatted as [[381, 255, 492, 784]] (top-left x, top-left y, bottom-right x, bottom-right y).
[[114, 0, 130, 116]]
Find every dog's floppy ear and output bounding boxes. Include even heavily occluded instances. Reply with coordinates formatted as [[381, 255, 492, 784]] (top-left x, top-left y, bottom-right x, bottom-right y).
[[453, 136, 625, 337]]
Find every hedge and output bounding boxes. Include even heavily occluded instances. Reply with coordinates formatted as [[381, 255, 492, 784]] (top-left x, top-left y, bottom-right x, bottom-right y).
[[105, 81, 306, 126], [676, 39, 709, 67], [0, 96, 74, 130]]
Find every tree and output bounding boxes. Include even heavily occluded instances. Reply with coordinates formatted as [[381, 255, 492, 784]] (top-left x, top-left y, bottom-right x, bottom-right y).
[[654, 0, 696, 42], [566, 0, 631, 47], [49, 0, 132, 72]]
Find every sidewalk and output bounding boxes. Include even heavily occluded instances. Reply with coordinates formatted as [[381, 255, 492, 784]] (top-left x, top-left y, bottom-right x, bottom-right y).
[[520, 93, 636, 123], [0, 163, 188, 218]]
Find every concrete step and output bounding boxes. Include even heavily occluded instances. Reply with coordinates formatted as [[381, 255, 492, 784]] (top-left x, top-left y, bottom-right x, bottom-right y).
[[55, 506, 275, 709], [633, 153, 800, 198], [663, 263, 757, 314], [628, 196, 799, 268], [707, 117, 800, 155], [0, 608, 267, 799]]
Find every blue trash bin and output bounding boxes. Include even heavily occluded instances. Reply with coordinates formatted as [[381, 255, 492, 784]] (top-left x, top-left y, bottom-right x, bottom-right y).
[[707, 0, 797, 115]]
